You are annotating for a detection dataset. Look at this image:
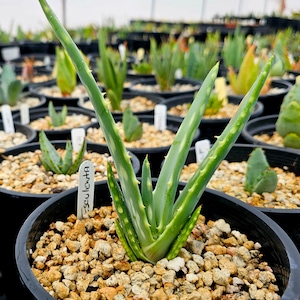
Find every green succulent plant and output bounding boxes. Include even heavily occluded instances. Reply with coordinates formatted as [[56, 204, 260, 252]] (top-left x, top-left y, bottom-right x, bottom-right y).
[[275, 77, 300, 149], [222, 26, 246, 70], [48, 101, 67, 127], [122, 106, 143, 142], [96, 29, 127, 111], [0, 63, 26, 106], [39, 0, 274, 264], [39, 130, 86, 175], [52, 46, 90, 96], [53, 46, 77, 96], [149, 38, 185, 91], [184, 40, 219, 81], [245, 148, 278, 194], [227, 44, 272, 95]]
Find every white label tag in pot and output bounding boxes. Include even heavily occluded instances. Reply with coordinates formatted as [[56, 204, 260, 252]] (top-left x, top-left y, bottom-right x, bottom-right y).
[[154, 104, 167, 131], [1, 46, 20, 61], [71, 128, 85, 152], [20, 103, 30, 125], [195, 139, 211, 163], [77, 160, 95, 219], [1, 104, 15, 133], [118, 43, 126, 61]]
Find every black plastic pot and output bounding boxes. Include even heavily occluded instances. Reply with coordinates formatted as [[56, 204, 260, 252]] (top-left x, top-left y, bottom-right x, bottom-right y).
[[0, 120, 37, 153], [10, 53, 55, 73], [30, 81, 92, 107], [0, 141, 140, 299], [228, 79, 292, 116], [163, 93, 264, 143], [241, 114, 300, 152], [128, 77, 202, 99], [86, 115, 201, 177], [185, 143, 300, 252], [13, 106, 98, 140], [77, 91, 164, 117], [15, 180, 300, 299]]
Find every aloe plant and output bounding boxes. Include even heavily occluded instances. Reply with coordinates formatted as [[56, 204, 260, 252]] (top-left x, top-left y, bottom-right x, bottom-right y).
[[48, 101, 67, 127], [149, 38, 185, 91], [0, 63, 26, 106], [245, 148, 277, 194], [52, 46, 90, 96], [184, 40, 219, 81], [275, 77, 300, 149], [222, 26, 246, 70], [96, 29, 127, 111], [52, 46, 77, 96], [227, 44, 272, 95], [39, 0, 274, 264], [39, 130, 86, 175]]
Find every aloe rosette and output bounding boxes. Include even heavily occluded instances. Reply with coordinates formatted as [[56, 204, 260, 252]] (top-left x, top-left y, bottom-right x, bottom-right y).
[[39, 0, 274, 264], [39, 131, 86, 175]]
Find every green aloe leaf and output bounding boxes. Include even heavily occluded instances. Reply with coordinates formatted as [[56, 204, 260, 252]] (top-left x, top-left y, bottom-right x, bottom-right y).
[[48, 101, 68, 127]]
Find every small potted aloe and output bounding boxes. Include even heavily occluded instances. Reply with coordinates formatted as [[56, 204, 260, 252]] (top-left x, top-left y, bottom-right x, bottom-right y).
[[39, 0, 273, 269], [12, 99, 97, 140], [227, 43, 291, 116], [80, 30, 163, 115], [129, 37, 201, 98], [30, 46, 91, 106], [13, 1, 300, 299]]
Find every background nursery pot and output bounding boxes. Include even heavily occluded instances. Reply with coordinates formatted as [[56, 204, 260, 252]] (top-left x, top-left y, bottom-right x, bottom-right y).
[[15, 180, 300, 299], [77, 91, 165, 117], [182, 143, 300, 252], [163, 93, 264, 143], [0, 142, 140, 300], [228, 79, 292, 116], [13, 106, 98, 140], [128, 78, 202, 99], [0, 120, 37, 153], [85, 114, 201, 177], [240, 114, 300, 152]]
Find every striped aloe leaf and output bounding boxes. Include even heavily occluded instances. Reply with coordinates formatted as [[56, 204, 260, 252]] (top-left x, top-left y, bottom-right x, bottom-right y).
[[39, 0, 274, 264]]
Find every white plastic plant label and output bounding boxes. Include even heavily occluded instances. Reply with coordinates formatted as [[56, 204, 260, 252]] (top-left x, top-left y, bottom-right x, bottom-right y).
[[195, 139, 211, 164], [1, 46, 20, 61], [20, 103, 30, 125], [154, 104, 167, 131], [77, 160, 95, 219], [78, 95, 85, 107], [71, 128, 86, 152], [1, 104, 15, 133], [118, 43, 126, 61]]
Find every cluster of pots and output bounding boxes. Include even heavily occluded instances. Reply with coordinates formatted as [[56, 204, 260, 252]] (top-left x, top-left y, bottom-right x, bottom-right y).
[[1, 45, 300, 299]]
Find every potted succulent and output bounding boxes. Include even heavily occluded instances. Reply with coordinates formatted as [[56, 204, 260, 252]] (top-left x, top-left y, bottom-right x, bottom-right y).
[[180, 143, 300, 251], [163, 84, 264, 143], [13, 1, 300, 299], [30, 46, 92, 106], [241, 77, 300, 151], [13, 100, 98, 140], [79, 30, 164, 116], [85, 110, 200, 177], [226, 43, 292, 116], [0, 131, 140, 299], [0, 63, 46, 112], [128, 38, 202, 98]]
